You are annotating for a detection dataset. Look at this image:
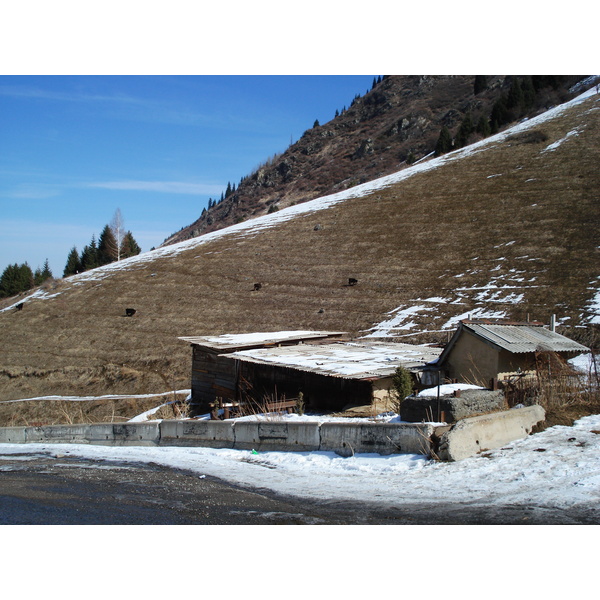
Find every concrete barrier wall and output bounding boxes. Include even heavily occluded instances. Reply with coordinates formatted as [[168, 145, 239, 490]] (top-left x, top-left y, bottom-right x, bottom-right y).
[[160, 420, 234, 448], [436, 405, 545, 461], [0, 408, 547, 460]]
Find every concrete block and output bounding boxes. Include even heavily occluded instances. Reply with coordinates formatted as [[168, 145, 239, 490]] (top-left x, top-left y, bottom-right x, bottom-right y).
[[0, 427, 26, 444], [159, 420, 234, 448], [319, 422, 361, 456], [24, 424, 91, 444], [401, 390, 507, 423], [256, 421, 320, 452], [232, 420, 322, 451], [436, 405, 545, 461], [280, 422, 320, 452], [233, 420, 260, 450], [87, 423, 160, 446], [319, 422, 434, 456], [361, 423, 434, 455]]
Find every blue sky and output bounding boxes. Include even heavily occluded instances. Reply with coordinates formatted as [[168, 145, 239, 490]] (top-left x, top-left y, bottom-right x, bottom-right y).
[[0, 75, 376, 275]]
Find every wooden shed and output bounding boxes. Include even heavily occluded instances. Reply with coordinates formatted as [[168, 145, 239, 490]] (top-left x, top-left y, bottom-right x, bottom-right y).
[[435, 319, 588, 386], [179, 331, 345, 413], [180, 331, 442, 414]]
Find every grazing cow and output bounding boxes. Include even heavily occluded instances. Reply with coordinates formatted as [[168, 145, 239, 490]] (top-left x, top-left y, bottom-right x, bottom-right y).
[[253, 283, 262, 291], [15, 302, 24, 311], [125, 308, 136, 317], [348, 278, 358, 286]]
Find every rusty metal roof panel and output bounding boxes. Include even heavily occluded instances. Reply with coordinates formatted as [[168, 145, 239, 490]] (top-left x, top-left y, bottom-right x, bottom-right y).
[[465, 323, 588, 354]]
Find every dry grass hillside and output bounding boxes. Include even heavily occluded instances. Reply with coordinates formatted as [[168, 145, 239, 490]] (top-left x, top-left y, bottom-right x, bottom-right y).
[[1, 89, 598, 423], [166, 75, 586, 244]]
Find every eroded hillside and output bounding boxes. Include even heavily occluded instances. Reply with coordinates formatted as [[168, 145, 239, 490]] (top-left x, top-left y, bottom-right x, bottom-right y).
[[1, 88, 598, 404]]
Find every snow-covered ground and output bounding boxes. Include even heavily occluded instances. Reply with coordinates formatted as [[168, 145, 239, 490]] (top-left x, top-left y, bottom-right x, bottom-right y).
[[1, 398, 598, 517]]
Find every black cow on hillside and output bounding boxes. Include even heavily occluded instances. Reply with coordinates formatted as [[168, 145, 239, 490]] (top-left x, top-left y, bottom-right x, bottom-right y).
[[125, 308, 136, 317]]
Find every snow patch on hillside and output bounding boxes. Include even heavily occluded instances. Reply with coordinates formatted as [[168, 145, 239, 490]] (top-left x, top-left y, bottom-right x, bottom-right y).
[[541, 127, 583, 153]]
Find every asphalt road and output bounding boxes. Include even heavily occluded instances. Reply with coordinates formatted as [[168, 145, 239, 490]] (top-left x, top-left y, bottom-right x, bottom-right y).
[[0, 451, 597, 525]]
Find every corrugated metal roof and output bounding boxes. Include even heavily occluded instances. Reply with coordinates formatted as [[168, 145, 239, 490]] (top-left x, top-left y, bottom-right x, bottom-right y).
[[225, 341, 442, 380], [465, 323, 589, 353], [178, 330, 346, 351]]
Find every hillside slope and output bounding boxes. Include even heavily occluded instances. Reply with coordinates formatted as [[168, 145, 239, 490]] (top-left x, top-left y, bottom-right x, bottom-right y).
[[164, 75, 588, 245], [0, 87, 598, 405]]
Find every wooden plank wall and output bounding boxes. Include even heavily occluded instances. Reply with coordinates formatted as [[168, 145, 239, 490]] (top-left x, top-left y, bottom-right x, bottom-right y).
[[191, 347, 237, 412]]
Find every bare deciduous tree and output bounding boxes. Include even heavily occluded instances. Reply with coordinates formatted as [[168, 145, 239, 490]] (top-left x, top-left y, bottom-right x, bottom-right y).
[[110, 208, 124, 261]]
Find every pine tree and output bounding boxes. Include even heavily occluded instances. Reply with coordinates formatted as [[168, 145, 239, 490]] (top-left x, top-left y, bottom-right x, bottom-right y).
[[0, 264, 20, 297], [313, 119, 320, 127], [455, 112, 474, 148], [434, 126, 453, 156], [98, 224, 118, 266], [476, 115, 491, 138], [392, 366, 413, 410], [490, 94, 510, 132], [521, 76, 536, 110], [80, 235, 99, 271], [120, 231, 141, 259], [33, 259, 52, 285], [506, 78, 525, 115], [63, 247, 81, 277], [225, 182, 232, 197], [41, 258, 52, 281], [474, 75, 488, 95], [0, 263, 34, 297]]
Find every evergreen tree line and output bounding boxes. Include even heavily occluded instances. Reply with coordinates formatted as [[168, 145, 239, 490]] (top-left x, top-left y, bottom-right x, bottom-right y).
[[434, 75, 569, 157], [202, 180, 238, 216], [63, 224, 141, 277], [0, 260, 53, 298]]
